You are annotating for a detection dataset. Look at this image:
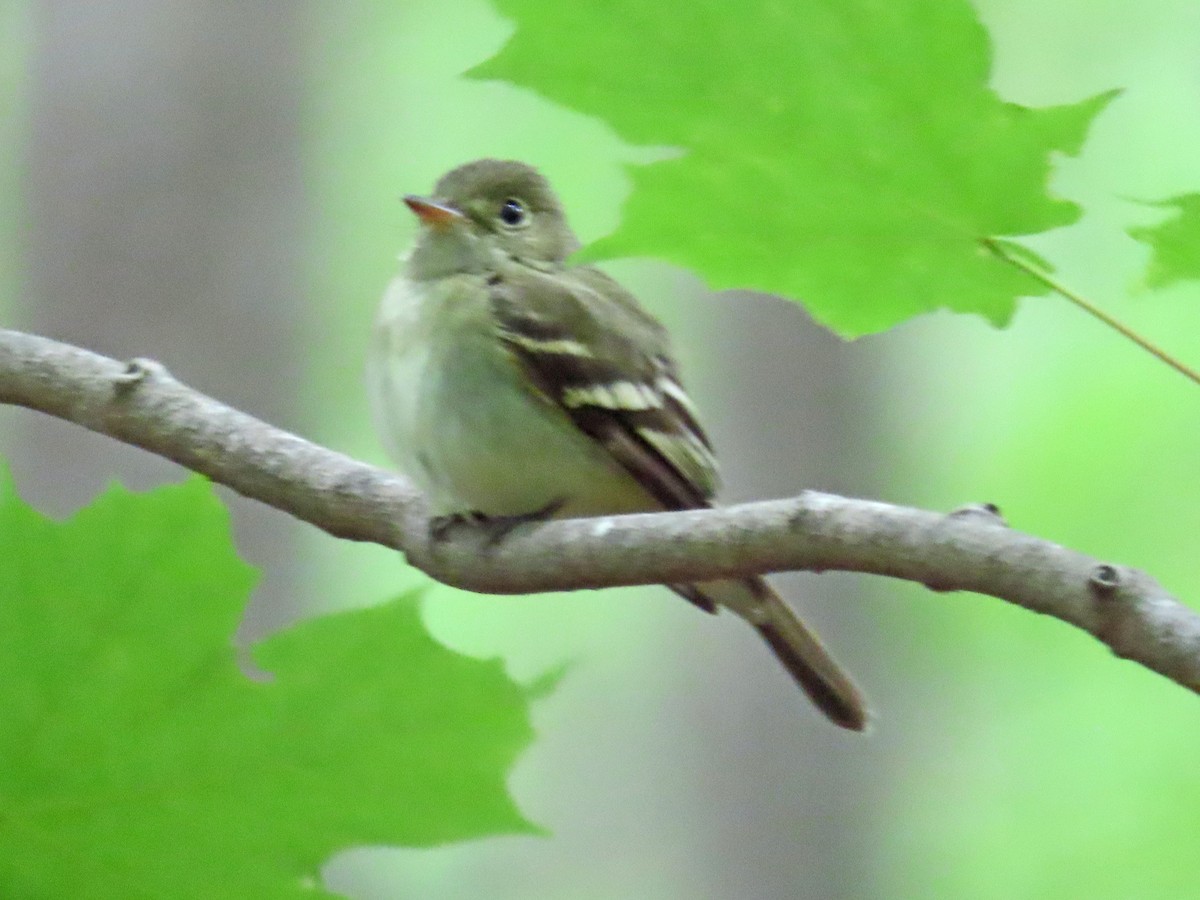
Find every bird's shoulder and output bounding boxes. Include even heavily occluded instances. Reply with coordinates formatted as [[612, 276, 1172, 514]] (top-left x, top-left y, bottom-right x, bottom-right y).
[[488, 261, 669, 369]]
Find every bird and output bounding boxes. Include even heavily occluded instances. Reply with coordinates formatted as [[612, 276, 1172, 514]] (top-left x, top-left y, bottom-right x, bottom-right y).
[[366, 159, 868, 731]]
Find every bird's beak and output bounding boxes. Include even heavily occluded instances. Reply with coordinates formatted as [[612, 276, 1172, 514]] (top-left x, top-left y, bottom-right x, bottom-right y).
[[403, 195, 467, 231]]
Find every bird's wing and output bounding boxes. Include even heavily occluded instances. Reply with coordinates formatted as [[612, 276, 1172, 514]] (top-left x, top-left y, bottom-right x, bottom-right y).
[[488, 261, 720, 511]]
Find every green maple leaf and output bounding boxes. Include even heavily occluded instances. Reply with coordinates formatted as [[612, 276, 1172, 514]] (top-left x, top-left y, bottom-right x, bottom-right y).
[[0, 472, 536, 899], [471, 0, 1116, 336], [1129, 194, 1200, 289]]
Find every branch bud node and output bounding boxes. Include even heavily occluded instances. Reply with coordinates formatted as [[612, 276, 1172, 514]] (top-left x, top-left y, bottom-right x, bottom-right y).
[[947, 502, 1007, 526], [113, 357, 167, 393], [1089, 564, 1121, 596]]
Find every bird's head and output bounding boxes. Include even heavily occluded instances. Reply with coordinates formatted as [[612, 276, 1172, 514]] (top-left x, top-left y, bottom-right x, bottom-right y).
[[405, 159, 580, 279]]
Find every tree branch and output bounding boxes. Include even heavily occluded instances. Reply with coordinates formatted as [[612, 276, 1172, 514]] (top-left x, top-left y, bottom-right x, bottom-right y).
[[2, 326, 1198, 696]]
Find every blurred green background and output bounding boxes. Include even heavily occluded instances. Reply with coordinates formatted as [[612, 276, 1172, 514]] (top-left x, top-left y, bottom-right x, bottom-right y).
[[2, 1, 1198, 898]]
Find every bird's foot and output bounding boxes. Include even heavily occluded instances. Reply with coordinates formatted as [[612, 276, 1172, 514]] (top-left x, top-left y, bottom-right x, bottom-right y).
[[429, 511, 489, 542], [430, 499, 566, 548]]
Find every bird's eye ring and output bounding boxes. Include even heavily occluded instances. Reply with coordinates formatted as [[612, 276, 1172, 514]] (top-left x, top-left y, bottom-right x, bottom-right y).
[[498, 198, 528, 228]]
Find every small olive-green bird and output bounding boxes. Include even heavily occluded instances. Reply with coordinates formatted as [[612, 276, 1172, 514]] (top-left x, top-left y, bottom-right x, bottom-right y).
[[367, 159, 868, 731]]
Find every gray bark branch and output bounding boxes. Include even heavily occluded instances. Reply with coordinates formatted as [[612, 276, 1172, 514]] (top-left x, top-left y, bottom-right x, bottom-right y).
[[2, 326, 1198, 696]]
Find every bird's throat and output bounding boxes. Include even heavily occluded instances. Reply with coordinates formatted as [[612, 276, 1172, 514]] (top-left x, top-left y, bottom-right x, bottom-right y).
[[408, 228, 498, 281]]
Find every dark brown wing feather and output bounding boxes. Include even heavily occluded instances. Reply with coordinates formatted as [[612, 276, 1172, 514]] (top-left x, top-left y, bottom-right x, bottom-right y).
[[488, 261, 720, 511]]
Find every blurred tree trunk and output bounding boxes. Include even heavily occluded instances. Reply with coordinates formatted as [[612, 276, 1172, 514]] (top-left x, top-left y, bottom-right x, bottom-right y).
[[11, 1, 307, 635], [688, 291, 888, 899]]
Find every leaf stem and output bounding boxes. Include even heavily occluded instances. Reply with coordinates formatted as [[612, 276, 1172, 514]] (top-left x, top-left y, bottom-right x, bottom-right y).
[[982, 237, 1200, 387]]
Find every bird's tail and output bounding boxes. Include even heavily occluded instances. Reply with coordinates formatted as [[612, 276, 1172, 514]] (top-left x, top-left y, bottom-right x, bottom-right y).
[[678, 578, 869, 732]]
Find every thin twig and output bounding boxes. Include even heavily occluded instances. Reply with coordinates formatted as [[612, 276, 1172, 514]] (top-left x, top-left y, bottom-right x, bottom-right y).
[[983, 237, 1200, 386]]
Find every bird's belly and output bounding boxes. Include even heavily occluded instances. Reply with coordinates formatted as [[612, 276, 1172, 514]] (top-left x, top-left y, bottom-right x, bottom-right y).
[[419, 346, 649, 518]]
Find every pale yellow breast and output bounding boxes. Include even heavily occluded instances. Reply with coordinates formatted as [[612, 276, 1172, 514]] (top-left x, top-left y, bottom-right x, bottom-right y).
[[368, 273, 653, 518]]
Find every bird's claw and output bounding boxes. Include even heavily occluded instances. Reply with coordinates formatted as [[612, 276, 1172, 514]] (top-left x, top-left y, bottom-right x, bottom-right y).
[[429, 499, 565, 548], [429, 511, 487, 542]]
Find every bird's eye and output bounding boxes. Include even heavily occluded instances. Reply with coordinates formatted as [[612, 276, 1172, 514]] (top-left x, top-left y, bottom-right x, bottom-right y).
[[498, 198, 527, 227]]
